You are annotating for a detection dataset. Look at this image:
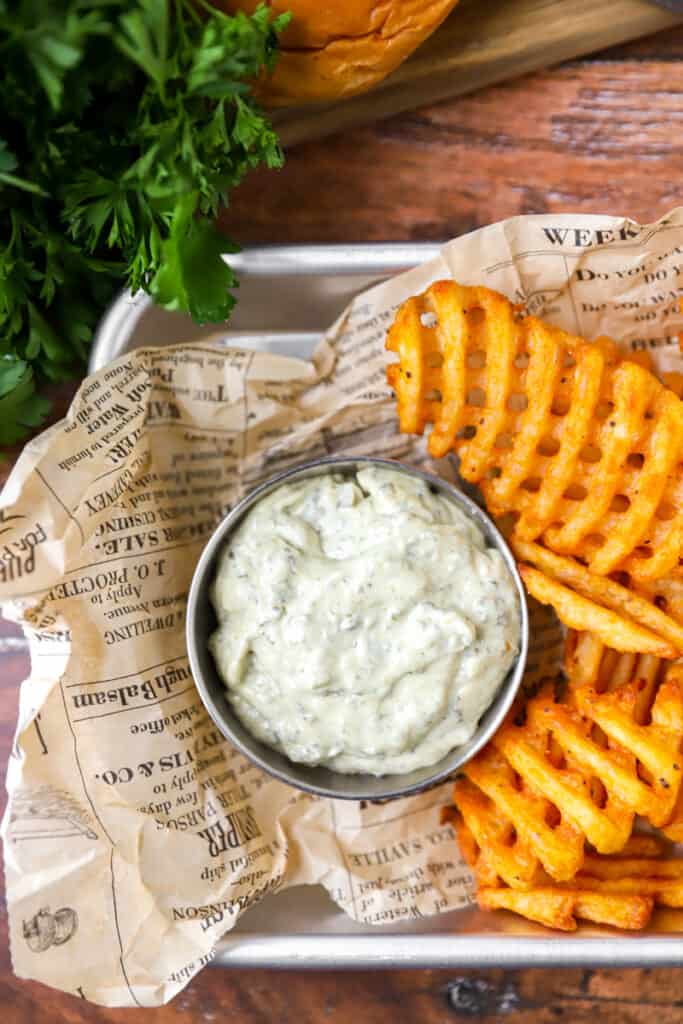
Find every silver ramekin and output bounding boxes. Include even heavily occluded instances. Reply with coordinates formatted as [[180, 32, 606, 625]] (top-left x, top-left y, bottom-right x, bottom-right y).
[[186, 456, 529, 800]]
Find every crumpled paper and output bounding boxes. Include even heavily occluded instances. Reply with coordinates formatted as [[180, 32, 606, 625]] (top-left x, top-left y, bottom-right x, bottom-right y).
[[3, 209, 683, 1006]]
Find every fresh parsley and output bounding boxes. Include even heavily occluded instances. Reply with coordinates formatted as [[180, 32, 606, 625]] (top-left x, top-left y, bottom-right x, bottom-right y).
[[0, 0, 288, 445]]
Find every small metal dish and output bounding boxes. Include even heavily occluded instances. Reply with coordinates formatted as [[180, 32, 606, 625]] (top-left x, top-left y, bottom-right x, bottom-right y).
[[186, 456, 529, 800]]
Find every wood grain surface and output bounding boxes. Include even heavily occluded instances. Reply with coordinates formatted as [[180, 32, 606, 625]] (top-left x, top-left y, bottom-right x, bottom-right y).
[[221, 39, 683, 243], [271, 0, 683, 146], [4, 22, 683, 1024]]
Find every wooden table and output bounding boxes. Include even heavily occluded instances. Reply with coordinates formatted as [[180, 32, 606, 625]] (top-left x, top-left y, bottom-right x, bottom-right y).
[[3, 24, 683, 1023]]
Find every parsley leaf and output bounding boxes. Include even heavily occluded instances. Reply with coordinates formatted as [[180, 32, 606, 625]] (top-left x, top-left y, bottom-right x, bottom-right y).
[[0, 357, 52, 446], [0, 1, 288, 445], [150, 193, 239, 322]]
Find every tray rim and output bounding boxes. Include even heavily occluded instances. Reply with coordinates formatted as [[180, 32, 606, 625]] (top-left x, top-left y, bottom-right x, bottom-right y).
[[90, 241, 683, 969], [89, 242, 444, 373], [213, 932, 683, 969]]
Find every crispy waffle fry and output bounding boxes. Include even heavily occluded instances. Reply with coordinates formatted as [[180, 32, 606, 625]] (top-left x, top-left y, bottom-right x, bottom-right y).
[[453, 778, 542, 889], [386, 280, 683, 580], [519, 565, 676, 657], [563, 629, 608, 687], [612, 834, 666, 858], [574, 876, 683, 908], [493, 688, 635, 855], [563, 631, 667, 726], [457, 819, 656, 931], [547, 384, 683, 581], [581, 855, 683, 879], [456, 645, 683, 884], [571, 668, 683, 828], [641, 661, 683, 843], [478, 885, 653, 931], [635, 574, 683, 627], [390, 278, 683, 933], [463, 741, 585, 882], [513, 539, 683, 657], [459, 817, 683, 930]]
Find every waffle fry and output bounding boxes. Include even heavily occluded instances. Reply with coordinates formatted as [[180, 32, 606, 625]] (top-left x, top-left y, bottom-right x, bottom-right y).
[[453, 778, 543, 889], [571, 665, 683, 829], [613, 835, 666, 858], [452, 641, 683, 930], [519, 565, 676, 657], [389, 278, 683, 933], [456, 818, 656, 931], [456, 646, 683, 884], [459, 815, 683, 930], [463, 739, 584, 882], [478, 884, 654, 932], [493, 689, 635, 855], [635, 574, 683, 627], [563, 630, 665, 723], [581, 855, 683, 880], [573, 876, 683, 908], [386, 280, 683, 580], [513, 539, 683, 657]]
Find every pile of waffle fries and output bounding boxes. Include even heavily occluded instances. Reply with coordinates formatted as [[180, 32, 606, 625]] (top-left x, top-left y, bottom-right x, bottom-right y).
[[387, 280, 683, 930]]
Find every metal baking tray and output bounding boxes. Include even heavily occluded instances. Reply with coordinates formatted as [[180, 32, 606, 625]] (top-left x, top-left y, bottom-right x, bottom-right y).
[[91, 243, 683, 968]]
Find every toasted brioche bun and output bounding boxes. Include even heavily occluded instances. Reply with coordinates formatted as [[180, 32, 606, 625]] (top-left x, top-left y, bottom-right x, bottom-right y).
[[219, 0, 460, 106]]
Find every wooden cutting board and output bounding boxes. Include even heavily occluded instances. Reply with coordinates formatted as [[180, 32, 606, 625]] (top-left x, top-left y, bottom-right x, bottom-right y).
[[273, 0, 683, 146]]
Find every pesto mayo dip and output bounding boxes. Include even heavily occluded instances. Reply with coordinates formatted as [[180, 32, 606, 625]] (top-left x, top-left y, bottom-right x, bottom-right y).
[[209, 466, 520, 776]]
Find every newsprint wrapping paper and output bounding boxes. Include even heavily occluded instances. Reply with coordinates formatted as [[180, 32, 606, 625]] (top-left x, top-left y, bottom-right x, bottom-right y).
[[3, 210, 683, 1005]]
